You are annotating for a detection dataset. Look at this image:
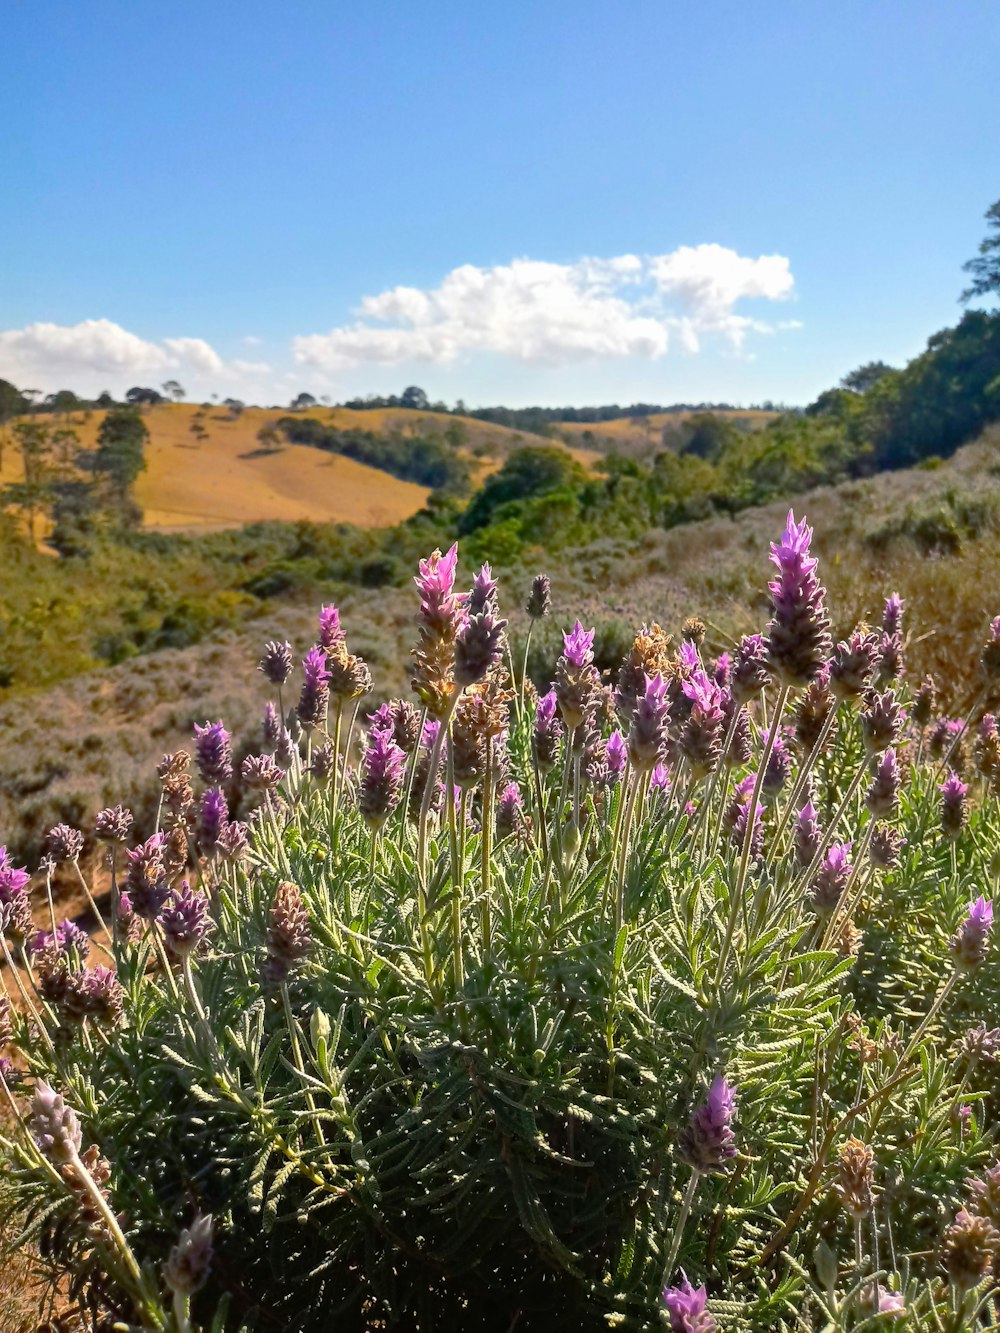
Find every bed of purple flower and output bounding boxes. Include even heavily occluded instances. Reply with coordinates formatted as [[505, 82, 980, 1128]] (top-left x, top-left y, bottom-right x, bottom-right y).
[[1, 511, 1000, 1330]]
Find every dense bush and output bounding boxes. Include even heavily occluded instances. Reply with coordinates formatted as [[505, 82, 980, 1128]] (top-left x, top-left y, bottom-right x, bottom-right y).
[[275, 416, 472, 494], [3, 520, 1000, 1330]]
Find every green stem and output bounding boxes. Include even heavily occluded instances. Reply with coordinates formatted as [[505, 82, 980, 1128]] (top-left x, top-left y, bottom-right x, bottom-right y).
[[481, 739, 494, 963], [662, 1169, 701, 1283], [715, 685, 789, 986], [282, 980, 326, 1146]]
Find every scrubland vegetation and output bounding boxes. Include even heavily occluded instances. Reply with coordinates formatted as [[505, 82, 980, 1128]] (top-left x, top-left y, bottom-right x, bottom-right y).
[[0, 199, 999, 1330]]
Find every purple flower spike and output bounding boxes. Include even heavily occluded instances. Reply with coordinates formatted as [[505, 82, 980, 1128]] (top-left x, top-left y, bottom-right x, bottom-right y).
[[680, 670, 726, 779], [731, 633, 770, 704], [297, 645, 331, 728], [241, 753, 285, 793], [258, 639, 293, 685], [950, 897, 993, 971], [766, 510, 832, 688], [30, 1082, 81, 1165], [678, 1074, 737, 1176], [43, 824, 85, 865], [496, 782, 526, 839], [359, 728, 407, 830], [761, 727, 793, 798], [193, 720, 233, 786], [811, 841, 853, 914], [795, 801, 822, 870], [161, 882, 213, 959], [29, 918, 90, 962], [0, 850, 31, 902], [712, 652, 731, 690], [663, 1271, 716, 1332], [318, 604, 345, 653], [414, 542, 462, 631], [940, 770, 969, 841], [651, 762, 672, 793], [197, 788, 228, 854], [94, 805, 133, 845], [628, 672, 671, 772], [562, 621, 595, 669], [455, 601, 508, 687], [468, 562, 499, 615], [124, 833, 169, 920], [606, 730, 628, 776], [861, 688, 906, 756], [867, 747, 901, 818], [882, 593, 904, 636]]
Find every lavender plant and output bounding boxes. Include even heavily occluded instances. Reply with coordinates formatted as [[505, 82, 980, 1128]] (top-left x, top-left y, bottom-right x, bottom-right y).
[[1, 513, 999, 1331]]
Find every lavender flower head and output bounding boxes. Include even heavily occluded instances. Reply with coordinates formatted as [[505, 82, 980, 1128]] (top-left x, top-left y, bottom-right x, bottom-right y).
[[42, 823, 84, 865], [876, 593, 906, 684], [724, 774, 764, 856], [94, 804, 133, 845], [679, 670, 726, 779], [795, 801, 822, 870], [940, 770, 969, 840], [761, 726, 793, 798], [663, 1272, 716, 1332], [949, 897, 993, 971], [525, 573, 551, 620], [712, 652, 731, 690], [193, 720, 233, 786], [830, 627, 879, 700], [241, 753, 285, 793], [297, 645, 331, 728], [678, 1074, 737, 1175], [628, 672, 670, 772], [866, 747, 901, 818], [765, 510, 832, 688], [532, 690, 563, 772], [359, 728, 407, 830], [263, 880, 312, 984], [216, 820, 250, 864], [29, 918, 90, 962], [496, 782, 526, 839], [650, 762, 672, 793], [554, 623, 601, 730], [0, 850, 30, 903], [258, 639, 293, 686], [811, 842, 853, 915], [861, 688, 906, 756], [318, 604, 345, 653], [197, 787, 228, 854], [161, 882, 214, 959], [731, 633, 770, 705], [30, 1082, 81, 1165], [563, 620, 595, 668], [869, 823, 906, 870], [124, 832, 169, 920], [455, 598, 508, 687], [164, 1214, 214, 1297], [262, 700, 281, 748], [412, 543, 466, 717], [606, 730, 628, 777], [468, 562, 499, 615]]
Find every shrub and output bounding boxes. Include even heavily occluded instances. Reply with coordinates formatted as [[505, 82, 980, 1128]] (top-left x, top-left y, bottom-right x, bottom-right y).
[[2, 526, 1000, 1330]]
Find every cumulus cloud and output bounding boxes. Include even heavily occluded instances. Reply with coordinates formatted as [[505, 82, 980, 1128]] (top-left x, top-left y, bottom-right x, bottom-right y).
[[0, 318, 231, 391], [293, 244, 795, 371]]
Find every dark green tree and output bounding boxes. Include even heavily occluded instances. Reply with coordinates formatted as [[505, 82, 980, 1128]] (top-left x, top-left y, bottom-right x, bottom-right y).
[[125, 386, 164, 407], [93, 407, 149, 505], [961, 197, 1000, 305], [840, 361, 896, 394]]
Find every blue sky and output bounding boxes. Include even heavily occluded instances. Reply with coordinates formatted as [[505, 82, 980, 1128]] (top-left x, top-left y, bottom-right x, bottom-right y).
[[2, 0, 998, 407]]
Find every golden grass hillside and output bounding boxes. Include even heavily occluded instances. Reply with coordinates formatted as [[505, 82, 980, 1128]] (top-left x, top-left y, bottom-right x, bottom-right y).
[[8, 403, 595, 534], [555, 408, 777, 453]]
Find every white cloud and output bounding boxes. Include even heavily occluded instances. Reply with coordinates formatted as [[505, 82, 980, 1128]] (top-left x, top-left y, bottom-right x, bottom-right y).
[[0, 318, 250, 395], [293, 244, 796, 372]]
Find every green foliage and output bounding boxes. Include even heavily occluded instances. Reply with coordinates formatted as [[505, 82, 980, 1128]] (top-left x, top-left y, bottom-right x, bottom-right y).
[[3, 549, 1000, 1331], [94, 407, 149, 498], [961, 196, 1000, 306], [459, 446, 587, 533], [276, 416, 472, 494]]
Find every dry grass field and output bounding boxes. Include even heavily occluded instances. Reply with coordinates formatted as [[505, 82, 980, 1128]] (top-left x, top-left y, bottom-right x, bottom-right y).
[[555, 408, 778, 453], [4, 404, 598, 536]]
